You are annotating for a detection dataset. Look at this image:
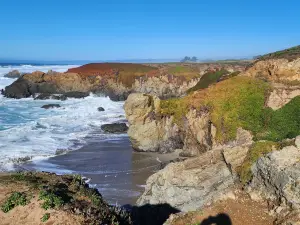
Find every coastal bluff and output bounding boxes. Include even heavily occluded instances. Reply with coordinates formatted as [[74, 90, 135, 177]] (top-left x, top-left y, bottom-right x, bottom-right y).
[[3, 62, 246, 101], [124, 47, 300, 224]]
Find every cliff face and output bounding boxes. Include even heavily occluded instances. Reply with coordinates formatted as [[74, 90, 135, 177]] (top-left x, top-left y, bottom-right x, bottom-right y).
[[243, 58, 300, 84], [3, 63, 246, 101]]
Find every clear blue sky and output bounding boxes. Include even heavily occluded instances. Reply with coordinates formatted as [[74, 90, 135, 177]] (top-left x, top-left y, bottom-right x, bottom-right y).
[[0, 0, 299, 61]]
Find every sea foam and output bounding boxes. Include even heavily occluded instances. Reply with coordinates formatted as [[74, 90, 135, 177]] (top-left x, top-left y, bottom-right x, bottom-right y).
[[0, 64, 125, 171]]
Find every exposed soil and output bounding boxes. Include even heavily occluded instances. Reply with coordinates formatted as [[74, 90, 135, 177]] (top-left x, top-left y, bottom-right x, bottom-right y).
[[0, 172, 131, 225], [167, 190, 275, 225]]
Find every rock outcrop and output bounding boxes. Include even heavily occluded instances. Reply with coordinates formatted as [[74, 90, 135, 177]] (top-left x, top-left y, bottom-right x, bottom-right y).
[[124, 93, 183, 153], [267, 84, 300, 110], [243, 58, 300, 83], [247, 138, 300, 224], [3, 63, 246, 101], [137, 149, 235, 211], [124, 92, 254, 156], [4, 70, 23, 78]]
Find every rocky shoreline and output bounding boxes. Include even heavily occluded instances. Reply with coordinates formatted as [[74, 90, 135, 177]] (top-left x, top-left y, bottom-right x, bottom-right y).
[[1, 49, 300, 224]]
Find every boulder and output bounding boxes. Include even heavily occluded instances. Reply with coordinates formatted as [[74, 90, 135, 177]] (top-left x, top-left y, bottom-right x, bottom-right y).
[[41, 104, 61, 109], [101, 123, 128, 133], [137, 149, 235, 212], [4, 70, 23, 78], [250, 145, 300, 211], [97, 107, 105, 112]]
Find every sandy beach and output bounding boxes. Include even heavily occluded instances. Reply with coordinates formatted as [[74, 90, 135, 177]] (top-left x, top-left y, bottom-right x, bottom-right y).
[[21, 133, 179, 205]]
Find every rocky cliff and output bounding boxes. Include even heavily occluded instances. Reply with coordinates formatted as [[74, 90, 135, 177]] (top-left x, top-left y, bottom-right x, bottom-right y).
[[3, 62, 246, 101], [124, 54, 300, 223]]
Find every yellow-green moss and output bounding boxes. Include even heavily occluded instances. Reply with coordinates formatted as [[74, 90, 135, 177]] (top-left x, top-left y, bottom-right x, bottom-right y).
[[237, 141, 278, 184], [160, 76, 271, 142], [160, 76, 300, 143], [159, 97, 188, 125]]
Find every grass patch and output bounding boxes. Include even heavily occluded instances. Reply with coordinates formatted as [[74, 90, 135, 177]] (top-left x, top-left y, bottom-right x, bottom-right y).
[[187, 69, 229, 93], [39, 190, 66, 210], [1, 192, 29, 213], [41, 213, 50, 222], [237, 141, 278, 184]]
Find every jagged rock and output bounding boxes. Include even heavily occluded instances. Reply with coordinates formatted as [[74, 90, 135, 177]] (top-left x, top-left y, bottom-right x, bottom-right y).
[[97, 107, 105, 111], [41, 104, 61, 109], [222, 128, 253, 172], [250, 145, 300, 211], [137, 149, 235, 211], [267, 85, 300, 110], [4, 70, 23, 78], [124, 93, 182, 153], [101, 123, 128, 133], [243, 58, 300, 83]]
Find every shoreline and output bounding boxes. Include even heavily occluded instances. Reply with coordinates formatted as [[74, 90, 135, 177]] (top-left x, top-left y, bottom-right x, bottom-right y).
[[18, 134, 180, 206]]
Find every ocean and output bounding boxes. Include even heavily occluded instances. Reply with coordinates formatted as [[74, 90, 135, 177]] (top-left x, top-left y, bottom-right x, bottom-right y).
[[0, 63, 169, 205], [0, 63, 126, 171]]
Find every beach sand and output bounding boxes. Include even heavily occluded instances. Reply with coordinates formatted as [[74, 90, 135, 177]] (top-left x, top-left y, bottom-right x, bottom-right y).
[[21, 134, 179, 205]]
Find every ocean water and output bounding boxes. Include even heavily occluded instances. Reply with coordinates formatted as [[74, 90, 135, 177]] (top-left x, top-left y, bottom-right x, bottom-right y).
[[0, 64, 126, 171]]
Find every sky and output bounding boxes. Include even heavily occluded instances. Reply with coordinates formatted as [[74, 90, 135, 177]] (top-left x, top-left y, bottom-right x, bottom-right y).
[[0, 0, 299, 61]]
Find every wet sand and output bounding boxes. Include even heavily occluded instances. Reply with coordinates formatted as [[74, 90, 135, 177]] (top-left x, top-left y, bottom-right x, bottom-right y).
[[21, 134, 179, 205]]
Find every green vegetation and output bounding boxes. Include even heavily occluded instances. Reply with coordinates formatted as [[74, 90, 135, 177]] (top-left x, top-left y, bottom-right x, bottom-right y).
[[1, 192, 29, 213], [160, 76, 300, 143], [0, 172, 132, 224], [187, 69, 229, 93], [238, 141, 278, 184], [257, 45, 300, 61], [39, 190, 66, 210], [167, 65, 200, 81], [41, 213, 50, 222]]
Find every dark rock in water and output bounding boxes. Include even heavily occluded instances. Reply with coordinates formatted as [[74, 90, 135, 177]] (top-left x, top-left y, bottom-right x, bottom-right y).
[[34, 93, 67, 101], [4, 78, 35, 98], [106, 90, 130, 101], [98, 107, 105, 111], [4, 70, 23, 78], [41, 104, 61, 109], [62, 91, 89, 99], [101, 123, 128, 133]]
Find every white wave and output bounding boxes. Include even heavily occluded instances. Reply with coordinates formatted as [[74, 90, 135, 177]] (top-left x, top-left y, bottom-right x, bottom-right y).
[[0, 95, 126, 171], [0, 64, 80, 90], [0, 64, 127, 171]]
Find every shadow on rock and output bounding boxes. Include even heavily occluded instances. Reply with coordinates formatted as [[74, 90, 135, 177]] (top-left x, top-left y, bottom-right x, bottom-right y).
[[200, 213, 232, 225], [124, 203, 180, 225]]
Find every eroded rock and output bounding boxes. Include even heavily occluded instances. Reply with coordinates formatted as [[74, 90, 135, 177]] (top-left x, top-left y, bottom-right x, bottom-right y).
[[137, 149, 235, 211]]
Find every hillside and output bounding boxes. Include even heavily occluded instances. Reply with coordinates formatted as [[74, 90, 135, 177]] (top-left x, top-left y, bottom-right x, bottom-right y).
[[257, 45, 300, 61]]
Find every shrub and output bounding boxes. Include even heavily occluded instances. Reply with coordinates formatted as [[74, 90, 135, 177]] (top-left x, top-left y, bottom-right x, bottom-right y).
[[1, 192, 29, 213], [41, 213, 50, 222], [187, 69, 229, 93], [39, 190, 65, 210]]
